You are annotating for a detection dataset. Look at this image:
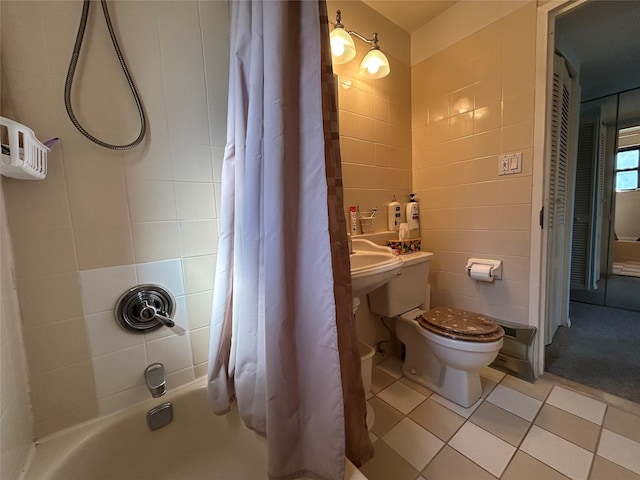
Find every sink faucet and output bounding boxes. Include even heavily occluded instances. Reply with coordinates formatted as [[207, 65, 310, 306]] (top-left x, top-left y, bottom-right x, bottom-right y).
[[347, 233, 353, 254], [144, 362, 166, 398]]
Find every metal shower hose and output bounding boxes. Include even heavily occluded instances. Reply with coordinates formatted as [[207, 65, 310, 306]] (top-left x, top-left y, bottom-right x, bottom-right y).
[[64, 0, 146, 150]]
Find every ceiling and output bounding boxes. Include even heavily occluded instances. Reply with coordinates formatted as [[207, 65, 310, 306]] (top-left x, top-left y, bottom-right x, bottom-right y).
[[362, 0, 457, 32], [555, 1, 640, 101]]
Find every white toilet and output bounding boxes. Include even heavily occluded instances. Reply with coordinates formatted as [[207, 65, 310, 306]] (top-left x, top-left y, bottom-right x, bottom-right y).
[[368, 251, 504, 407]]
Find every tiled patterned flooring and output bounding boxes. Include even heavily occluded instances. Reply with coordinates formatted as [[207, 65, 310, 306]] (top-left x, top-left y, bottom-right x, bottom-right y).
[[361, 356, 640, 480]]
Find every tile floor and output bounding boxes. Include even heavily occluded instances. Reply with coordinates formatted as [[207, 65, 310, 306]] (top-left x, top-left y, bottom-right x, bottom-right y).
[[360, 356, 640, 480]]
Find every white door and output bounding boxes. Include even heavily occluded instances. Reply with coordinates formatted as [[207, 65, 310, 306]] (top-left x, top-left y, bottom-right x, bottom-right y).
[[545, 53, 579, 345]]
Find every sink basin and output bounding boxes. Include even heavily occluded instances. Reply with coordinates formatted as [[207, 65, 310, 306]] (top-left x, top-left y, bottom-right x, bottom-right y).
[[350, 239, 403, 297]]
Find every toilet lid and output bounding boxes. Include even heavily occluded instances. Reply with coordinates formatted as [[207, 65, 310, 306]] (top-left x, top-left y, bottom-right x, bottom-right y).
[[416, 307, 504, 343]]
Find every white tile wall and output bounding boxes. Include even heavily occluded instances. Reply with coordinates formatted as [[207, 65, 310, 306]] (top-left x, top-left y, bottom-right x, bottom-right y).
[[136, 258, 185, 296], [92, 345, 148, 398], [179, 220, 219, 257], [186, 291, 214, 329], [80, 258, 202, 415], [170, 144, 214, 182], [127, 180, 178, 222], [3, 0, 226, 435], [0, 212, 34, 475], [175, 182, 216, 220], [183, 254, 217, 294], [85, 311, 144, 357], [79, 265, 138, 314]]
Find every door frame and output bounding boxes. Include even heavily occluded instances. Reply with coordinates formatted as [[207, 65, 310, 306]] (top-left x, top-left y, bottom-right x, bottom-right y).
[[530, 0, 588, 376]]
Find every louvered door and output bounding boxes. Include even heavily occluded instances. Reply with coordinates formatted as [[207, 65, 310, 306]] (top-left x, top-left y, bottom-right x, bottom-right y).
[[571, 116, 606, 291], [546, 54, 577, 345]]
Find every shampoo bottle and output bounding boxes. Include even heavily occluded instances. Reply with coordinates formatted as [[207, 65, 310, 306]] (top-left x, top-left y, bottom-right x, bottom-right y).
[[388, 195, 401, 231], [349, 206, 357, 234], [406, 193, 419, 230]]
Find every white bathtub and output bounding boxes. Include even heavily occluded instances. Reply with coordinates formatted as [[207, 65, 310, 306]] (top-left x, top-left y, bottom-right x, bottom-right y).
[[25, 378, 367, 480]]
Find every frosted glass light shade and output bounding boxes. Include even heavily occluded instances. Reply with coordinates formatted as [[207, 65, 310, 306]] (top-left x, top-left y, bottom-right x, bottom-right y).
[[359, 49, 390, 79], [330, 27, 356, 64]]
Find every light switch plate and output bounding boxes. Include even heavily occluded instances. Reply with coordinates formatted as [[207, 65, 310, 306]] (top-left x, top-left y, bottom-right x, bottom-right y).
[[498, 152, 522, 175]]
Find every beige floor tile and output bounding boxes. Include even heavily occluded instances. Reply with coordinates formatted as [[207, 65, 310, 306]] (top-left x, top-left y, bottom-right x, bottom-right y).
[[376, 356, 403, 379], [378, 381, 426, 415], [382, 418, 444, 471], [534, 404, 601, 452], [603, 406, 640, 444], [597, 429, 640, 475], [398, 376, 433, 397], [371, 367, 396, 394], [546, 386, 606, 425], [481, 378, 498, 398], [469, 401, 531, 447], [502, 451, 570, 480], [480, 366, 506, 384], [409, 398, 465, 441], [368, 396, 404, 438], [422, 445, 496, 480], [449, 421, 516, 477], [486, 384, 542, 421], [363, 356, 640, 480], [590, 456, 640, 480], [500, 374, 554, 401], [520, 425, 593, 480], [359, 440, 419, 480], [431, 393, 483, 419]]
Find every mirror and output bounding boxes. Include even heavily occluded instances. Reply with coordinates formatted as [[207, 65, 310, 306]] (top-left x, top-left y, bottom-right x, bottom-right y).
[[612, 88, 640, 278]]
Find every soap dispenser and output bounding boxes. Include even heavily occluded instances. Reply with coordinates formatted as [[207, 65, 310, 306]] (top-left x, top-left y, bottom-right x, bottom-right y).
[[406, 193, 419, 230], [388, 195, 401, 231]]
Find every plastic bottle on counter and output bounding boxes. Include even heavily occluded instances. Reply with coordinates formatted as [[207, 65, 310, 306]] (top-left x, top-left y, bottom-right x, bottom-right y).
[[388, 195, 401, 231], [406, 193, 419, 230]]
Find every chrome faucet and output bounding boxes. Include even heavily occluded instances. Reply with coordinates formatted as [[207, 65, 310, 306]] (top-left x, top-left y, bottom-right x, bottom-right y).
[[144, 362, 166, 398]]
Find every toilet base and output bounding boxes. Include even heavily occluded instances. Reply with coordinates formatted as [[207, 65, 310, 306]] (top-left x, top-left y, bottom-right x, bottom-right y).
[[401, 363, 483, 408]]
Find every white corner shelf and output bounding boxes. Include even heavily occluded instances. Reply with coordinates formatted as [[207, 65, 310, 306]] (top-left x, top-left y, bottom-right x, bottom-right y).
[[1, 116, 48, 180]]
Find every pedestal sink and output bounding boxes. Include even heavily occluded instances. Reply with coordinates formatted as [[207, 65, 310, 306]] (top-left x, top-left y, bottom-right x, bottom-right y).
[[350, 239, 403, 300]]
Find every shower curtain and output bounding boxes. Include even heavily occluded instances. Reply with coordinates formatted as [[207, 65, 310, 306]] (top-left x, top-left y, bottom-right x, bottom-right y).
[[207, 1, 373, 479]]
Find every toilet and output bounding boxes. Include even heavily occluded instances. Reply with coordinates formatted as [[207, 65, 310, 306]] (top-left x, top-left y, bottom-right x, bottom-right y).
[[368, 251, 504, 407]]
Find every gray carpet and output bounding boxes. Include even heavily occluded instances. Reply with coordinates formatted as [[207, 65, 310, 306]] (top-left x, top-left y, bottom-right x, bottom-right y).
[[545, 301, 640, 404]]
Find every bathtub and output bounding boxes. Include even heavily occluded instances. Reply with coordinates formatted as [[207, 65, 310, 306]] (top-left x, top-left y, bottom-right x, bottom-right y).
[[25, 378, 367, 480]]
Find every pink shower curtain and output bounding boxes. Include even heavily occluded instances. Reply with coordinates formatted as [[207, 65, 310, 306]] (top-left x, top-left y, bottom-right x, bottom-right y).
[[207, 1, 372, 479]]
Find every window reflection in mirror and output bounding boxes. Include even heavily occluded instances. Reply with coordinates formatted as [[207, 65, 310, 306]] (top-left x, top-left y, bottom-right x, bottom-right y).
[[612, 125, 640, 277]]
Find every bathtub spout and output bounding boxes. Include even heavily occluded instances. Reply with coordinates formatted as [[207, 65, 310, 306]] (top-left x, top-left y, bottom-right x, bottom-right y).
[[144, 362, 166, 397]]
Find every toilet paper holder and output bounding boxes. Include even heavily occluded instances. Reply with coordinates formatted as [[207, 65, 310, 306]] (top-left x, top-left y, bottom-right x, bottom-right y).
[[466, 258, 502, 280]]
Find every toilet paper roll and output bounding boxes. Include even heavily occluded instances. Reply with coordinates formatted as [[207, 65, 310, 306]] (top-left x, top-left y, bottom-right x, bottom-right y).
[[470, 263, 494, 282]]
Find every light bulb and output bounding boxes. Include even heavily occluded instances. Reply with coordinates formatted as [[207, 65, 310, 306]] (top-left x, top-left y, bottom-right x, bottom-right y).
[[331, 39, 345, 57], [329, 27, 356, 64], [366, 60, 381, 75], [359, 49, 390, 79]]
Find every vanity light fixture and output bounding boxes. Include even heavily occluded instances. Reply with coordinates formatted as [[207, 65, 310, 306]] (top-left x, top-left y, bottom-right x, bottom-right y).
[[329, 10, 391, 79]]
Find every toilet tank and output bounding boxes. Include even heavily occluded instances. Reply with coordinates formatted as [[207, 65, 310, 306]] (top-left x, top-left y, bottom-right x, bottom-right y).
[[368, 251, 433, 317]]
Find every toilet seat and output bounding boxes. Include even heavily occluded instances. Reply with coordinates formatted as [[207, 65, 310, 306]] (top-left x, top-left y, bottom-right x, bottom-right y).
[[415, 307, 504, 343]]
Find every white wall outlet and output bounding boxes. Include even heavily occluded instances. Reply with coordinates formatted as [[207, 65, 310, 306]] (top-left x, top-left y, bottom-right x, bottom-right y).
[[499, 156, 510, 175], [498, 152, 522, 176]]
